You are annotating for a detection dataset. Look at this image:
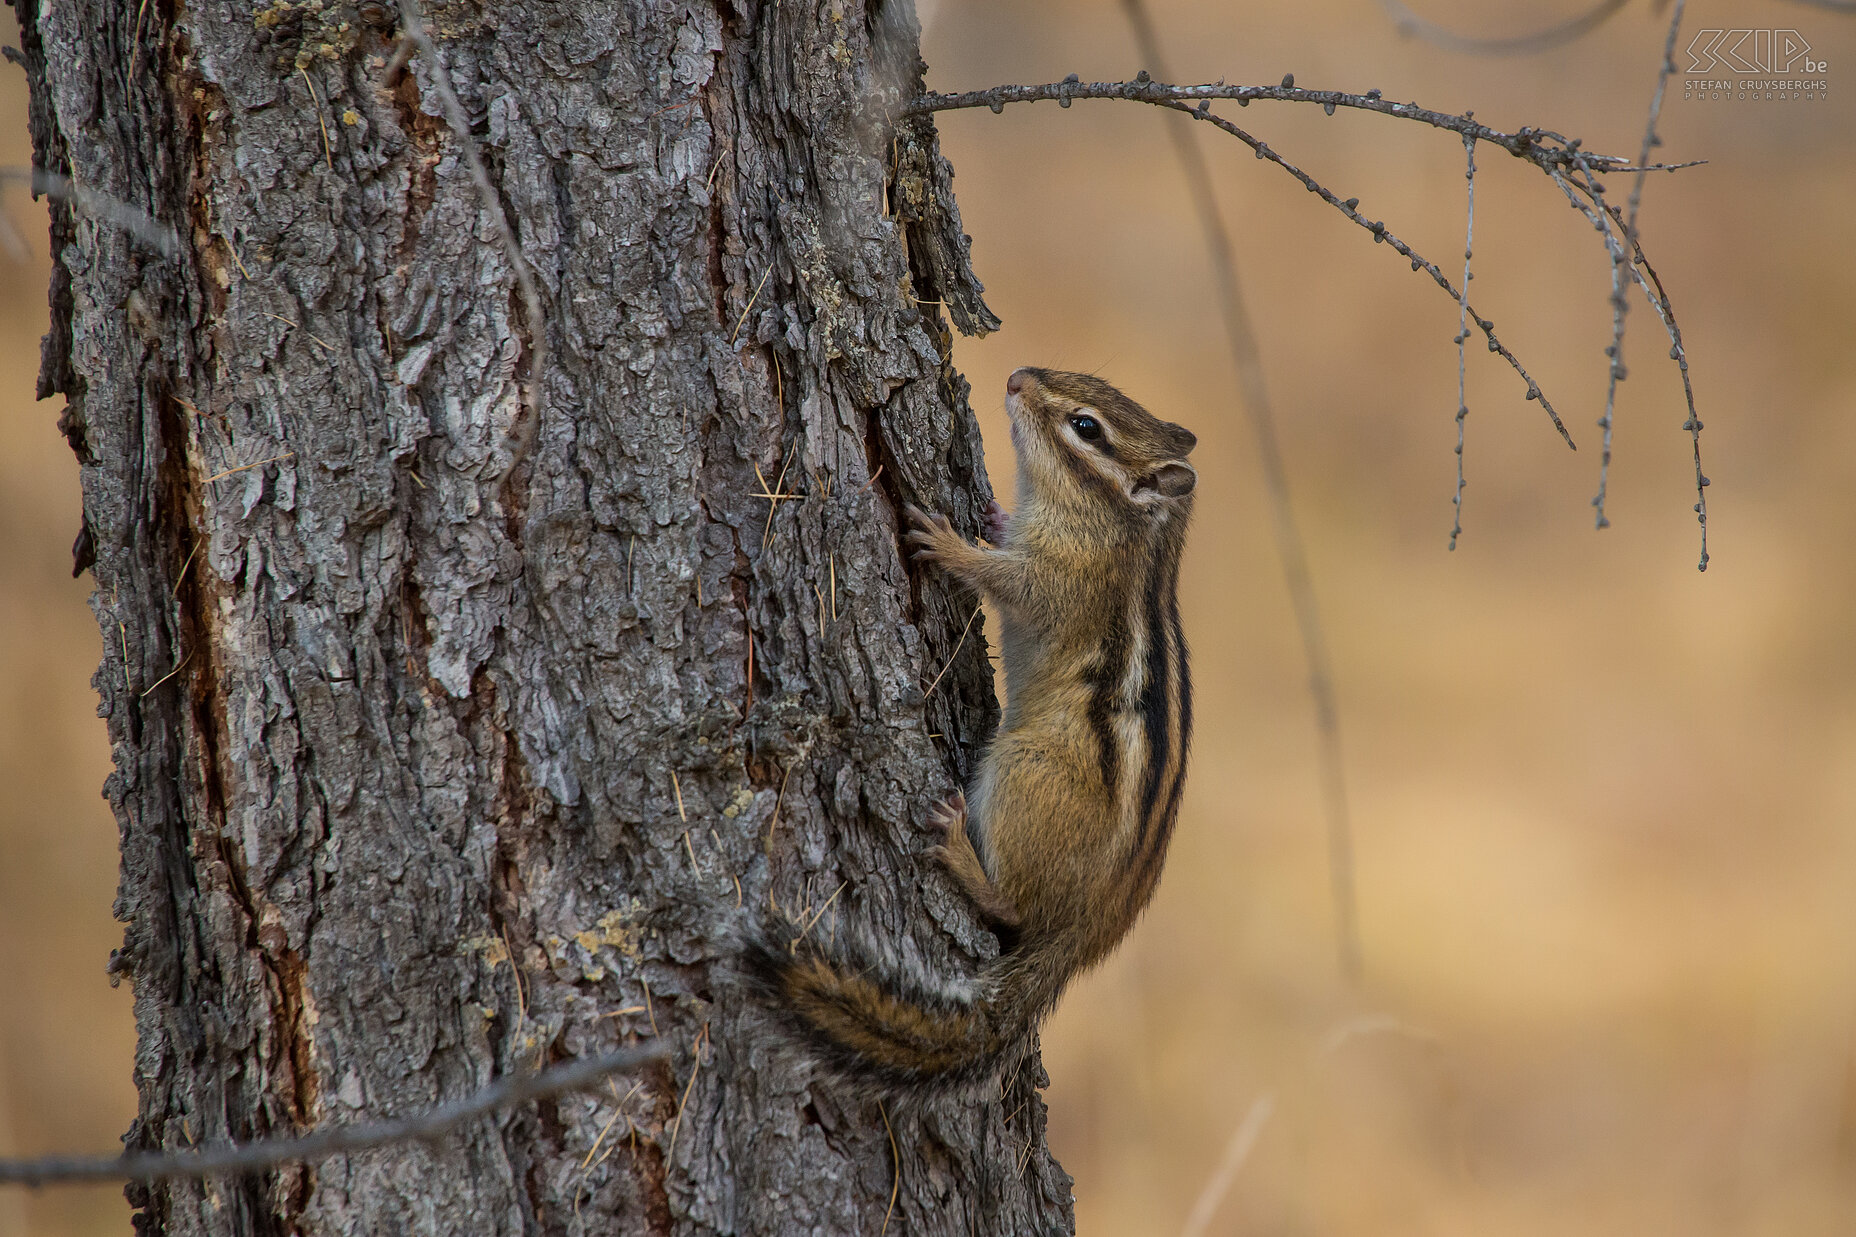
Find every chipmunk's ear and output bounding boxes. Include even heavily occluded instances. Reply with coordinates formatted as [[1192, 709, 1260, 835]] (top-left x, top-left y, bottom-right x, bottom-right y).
[[1132, 461, 1197, 503], [1163, 423, 1198, 456]]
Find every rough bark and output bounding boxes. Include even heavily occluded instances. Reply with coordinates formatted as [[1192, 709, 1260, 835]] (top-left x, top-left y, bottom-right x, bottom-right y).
[[15, 0, 1072, 1231]]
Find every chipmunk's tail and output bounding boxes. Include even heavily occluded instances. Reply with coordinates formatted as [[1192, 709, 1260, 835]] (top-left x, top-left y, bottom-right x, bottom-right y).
[[742, 933, 1066, 1094]]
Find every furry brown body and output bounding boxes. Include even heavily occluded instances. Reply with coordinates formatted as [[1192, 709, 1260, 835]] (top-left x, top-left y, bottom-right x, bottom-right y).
[[753, 368, 1198, 1092]]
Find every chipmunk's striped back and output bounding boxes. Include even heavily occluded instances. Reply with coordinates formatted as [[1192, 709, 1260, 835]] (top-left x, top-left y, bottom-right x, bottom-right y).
[[1123, 526, 1192, 911]]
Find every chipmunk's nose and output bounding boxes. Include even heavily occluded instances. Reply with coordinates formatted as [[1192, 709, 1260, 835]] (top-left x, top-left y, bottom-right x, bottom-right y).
[[1006, 367, 1035, 395]]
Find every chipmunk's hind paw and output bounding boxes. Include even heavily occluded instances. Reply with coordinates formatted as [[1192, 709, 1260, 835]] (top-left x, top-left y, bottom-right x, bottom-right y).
[[926, 793, 1022, 929]]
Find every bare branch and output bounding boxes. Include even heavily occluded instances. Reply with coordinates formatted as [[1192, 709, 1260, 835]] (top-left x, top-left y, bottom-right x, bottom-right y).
[[0, 1044, 667, 1186], [1377, 0, 1631, 57], [908, 76, 1716, 449], [1120, 0, 1363, 986], [904, 78, 1696, 177]]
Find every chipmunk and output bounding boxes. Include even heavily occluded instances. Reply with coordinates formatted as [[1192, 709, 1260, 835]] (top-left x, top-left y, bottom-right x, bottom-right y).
[[750, 367, 1198, 1093]]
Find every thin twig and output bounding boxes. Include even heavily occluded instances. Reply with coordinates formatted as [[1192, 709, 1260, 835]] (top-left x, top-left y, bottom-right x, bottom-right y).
[[1451, 134, 1476, 552], [257, 308, 336, 353], [1178, 1091, 1276, 1237], [204, 452, 295, 484], [1585, 3, 1695, 533], [1177, 96, 1578, 446], [394, 0, 547, 412], [171, 540, 201, 598], [140, 650, 192, 698], [1378, 0, 1631, 57], [1612, 0, 1705, 565], [500, 921, 528, 1034], [665, 1025, 708, 1160], [752, 454, 800, 550], [1546, 159, 1707, 565], [1605, 204, 1709, 571], [731, 264, 774, 345], [921, 605, 981, 700], [571, 1080, 638, 1219], [790, 881, 847, 948], [127, 0, 154, 85], [1321, 1012, 1440, 1056], [1589, 163, 1626, 530], [578, 1093, 628, 1172], [1121, 0, 1362, 985], [0, 1045, 666, 1186], [879, 1102, 901, 1236], [300, 67, 334, 171], [765, 762, 794, 851]]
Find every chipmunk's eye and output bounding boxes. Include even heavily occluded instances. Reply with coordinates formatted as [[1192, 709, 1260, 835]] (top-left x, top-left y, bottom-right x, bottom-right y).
[[1069, 414, 1102, 442]]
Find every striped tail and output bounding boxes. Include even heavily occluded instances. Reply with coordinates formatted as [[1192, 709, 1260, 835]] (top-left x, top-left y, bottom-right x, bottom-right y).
[[742, 935, 1065, 1095]]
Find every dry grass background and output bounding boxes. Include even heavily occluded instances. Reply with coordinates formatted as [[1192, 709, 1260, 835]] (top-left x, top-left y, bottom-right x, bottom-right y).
[[4, 1, 1855, 1233]]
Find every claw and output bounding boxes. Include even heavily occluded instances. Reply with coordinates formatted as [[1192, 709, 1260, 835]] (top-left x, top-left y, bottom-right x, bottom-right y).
[[982, 500, 1010, 545], [926, 791, 968, 836], [902, 504, 958, 562]]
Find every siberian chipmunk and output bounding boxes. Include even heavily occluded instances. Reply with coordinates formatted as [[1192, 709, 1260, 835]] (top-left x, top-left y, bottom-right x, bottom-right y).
[[752, 367, 1198, 1092]]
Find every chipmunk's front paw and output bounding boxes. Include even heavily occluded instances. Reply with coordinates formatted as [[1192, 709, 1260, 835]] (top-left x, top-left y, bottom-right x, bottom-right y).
[[982, 500, 1011, 546], [903, 504, 964, 565], [925, 791, 969, 838]]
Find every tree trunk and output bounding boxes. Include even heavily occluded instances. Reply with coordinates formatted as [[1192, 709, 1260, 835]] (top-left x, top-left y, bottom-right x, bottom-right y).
[[16, 0, 1074, 1230]]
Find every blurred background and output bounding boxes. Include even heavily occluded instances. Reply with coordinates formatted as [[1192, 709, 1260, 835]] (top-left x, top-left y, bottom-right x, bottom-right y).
[[4, 1, 1854, 1233]]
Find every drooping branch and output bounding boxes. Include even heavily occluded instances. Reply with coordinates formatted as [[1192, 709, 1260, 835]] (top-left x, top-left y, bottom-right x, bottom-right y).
[[1547, 168, 1710, 567], [1359, 0, 1719, 572], [1361, 0, 1711, 563], [1141, 92, 1575, 448], [0, 1045, 667, 1186]]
